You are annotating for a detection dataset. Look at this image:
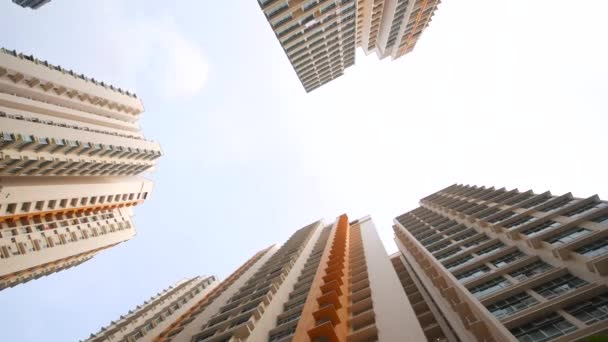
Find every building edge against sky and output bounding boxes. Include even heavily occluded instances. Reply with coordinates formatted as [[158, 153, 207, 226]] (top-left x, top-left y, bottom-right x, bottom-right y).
[[394, 184, 608, 341], [85, 215, 432, 342], [12, 0, 51, 10], [0, 48, 162, 290], [256, 0, 440, 92]]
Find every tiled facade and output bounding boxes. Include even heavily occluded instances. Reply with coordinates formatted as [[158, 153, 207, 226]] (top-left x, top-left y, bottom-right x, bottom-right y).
[[394, 184, 608, 341], [0, 48, 161, 290], [256, 0, 440, 91]]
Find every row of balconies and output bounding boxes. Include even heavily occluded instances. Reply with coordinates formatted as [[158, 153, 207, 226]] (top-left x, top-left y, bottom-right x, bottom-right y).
[[0, 153, 153, 177], [0, 219, 131, 260], [159, 248, 275, 342], [0, 191, 145, 219], [192, 225, 318, 341], [0, 254, 93, 291], [418, 198, 608, 317], [428, 191, 608, 276], [1, 48, 137, 99], [0, 131, 161, 161], [0, 67, 140, 118], [91, 278, 215, 342], [268, 227, 333, 340], [0, 111, 149, 142]]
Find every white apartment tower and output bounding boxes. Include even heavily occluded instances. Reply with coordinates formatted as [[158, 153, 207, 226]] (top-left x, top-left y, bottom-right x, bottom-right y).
[[0, 48, 162, 290]]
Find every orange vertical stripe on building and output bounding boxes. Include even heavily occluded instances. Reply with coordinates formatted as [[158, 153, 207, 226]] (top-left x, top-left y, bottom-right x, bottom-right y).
[[292, 214, 350, 342]]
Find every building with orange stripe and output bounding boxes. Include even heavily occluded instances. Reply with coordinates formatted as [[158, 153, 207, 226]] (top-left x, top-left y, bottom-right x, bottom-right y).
[[86, 216, 429, 341], [256, 0, 440, 92], [0, 48, 162, 290]]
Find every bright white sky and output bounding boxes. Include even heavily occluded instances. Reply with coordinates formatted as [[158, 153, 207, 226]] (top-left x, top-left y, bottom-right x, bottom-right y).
[[1, 0, 607, 340]]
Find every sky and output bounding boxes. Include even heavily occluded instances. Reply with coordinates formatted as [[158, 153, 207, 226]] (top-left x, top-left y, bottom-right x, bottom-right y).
[[0, 0, 607, 340]]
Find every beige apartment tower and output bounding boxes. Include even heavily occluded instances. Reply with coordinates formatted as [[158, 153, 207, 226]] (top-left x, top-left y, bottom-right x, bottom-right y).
[[87, 215, 429, 341], [256, 0, 440, 91], [394, 184, 608, 341], [86, 276, 218, 342], [0, 48, 161, 290]]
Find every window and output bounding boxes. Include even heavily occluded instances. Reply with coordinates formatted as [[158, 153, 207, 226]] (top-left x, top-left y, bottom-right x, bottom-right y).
[[269, 3, 289, 19], [487, 211, 515, 224], [475, 242, 505, 257], [302, 0, 318, 11], [565, 293, 608, 325], [478, 207, 500, 219], [21, 202, 31, 212], [436, 247, 462, 261], [521, 221, 560, 237], [533, 274, 588, 299], [463, 235, 490, 248], [520, 195, 552, 209], [544, 227, 591, 245], [509, 261, 553, 281], [456, 265, 490, 283], [540, 198, 574, 212], [486, 292, 538, 319], [491, 250, 525, 268], [6, 203, 16, 213], [428, 240, 451, 253], [564, 201, 606, 218], [453, 229, 477, 242], [469, 277, 511, 298], [274, 13, 294, 29], [575, 238, 608, 258], [444, 254, 474, 271], [592, 213, 608, 224], [510, 313, 577, 342], [504, 215, 534, 229], [35, 201, 44, 211]]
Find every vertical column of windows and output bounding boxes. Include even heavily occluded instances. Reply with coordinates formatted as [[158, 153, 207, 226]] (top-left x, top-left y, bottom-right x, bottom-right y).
[[267, 226, 331, 342], [157, 248, 273, 342], [192, 224, 316, 341]]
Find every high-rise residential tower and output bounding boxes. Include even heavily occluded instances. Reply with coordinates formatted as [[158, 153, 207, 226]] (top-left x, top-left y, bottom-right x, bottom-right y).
[[86, 276, 219, 342], [87, 215, 427, 341], [0, 48, 162, 290], [256, 0, 440, 92], [394, 184, 608, 341]]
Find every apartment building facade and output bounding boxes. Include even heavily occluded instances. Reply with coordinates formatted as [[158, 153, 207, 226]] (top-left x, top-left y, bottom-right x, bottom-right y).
[[88, 215, 426, 341], [0, 48, 161, 290], [256, 0, 440, 91], [394, 184, 608, 341], [86, 276, 218, 342]]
